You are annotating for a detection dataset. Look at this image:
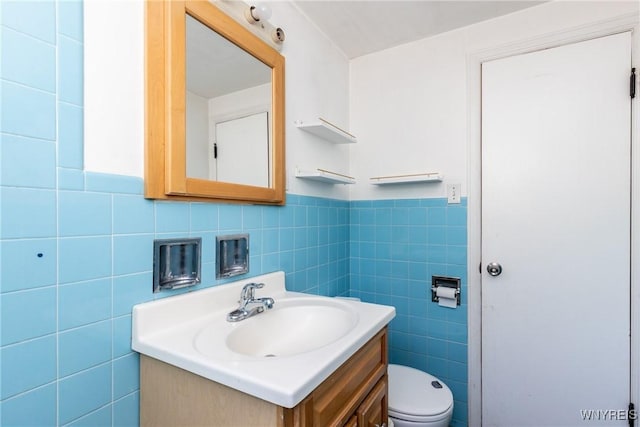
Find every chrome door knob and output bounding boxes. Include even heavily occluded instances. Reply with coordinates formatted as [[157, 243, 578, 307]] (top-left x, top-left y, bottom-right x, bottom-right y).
[[487, 262, 503, 276]]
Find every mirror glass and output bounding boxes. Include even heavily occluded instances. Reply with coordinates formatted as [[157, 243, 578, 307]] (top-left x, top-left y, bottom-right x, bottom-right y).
[[185, 14, 272, 187]]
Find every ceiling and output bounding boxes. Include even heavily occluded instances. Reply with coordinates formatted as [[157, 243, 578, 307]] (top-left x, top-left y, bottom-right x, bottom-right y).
[[292, 1, 545, 59], [186, 14, 271, 99]]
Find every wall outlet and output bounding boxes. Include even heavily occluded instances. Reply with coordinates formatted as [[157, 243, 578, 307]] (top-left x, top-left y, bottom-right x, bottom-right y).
[[447, 183, 461, 204]]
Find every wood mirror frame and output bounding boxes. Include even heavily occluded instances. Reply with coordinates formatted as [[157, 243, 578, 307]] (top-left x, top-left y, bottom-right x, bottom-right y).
[[145, 0, 286, 204]]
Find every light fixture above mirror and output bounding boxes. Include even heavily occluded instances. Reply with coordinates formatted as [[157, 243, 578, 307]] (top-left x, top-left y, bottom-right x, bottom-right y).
[[244, 3, 271, 23], [214, 0, 285, 49], [242, 2, 286, 43]]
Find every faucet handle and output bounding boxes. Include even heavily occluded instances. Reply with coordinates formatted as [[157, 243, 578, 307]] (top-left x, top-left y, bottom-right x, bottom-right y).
[[240, 282, 264, 301]]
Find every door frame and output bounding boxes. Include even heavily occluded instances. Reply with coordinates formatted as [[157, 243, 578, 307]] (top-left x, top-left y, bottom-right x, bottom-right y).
[[466, 14, 639, 426]]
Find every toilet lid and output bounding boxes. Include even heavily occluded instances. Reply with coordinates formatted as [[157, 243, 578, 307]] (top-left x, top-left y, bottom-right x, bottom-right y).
[[388, 364, 453, 418]]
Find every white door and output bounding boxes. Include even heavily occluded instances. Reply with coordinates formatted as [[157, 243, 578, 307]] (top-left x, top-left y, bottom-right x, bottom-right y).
[[481, 32, 631, 426], [212, 111, 270, 186]]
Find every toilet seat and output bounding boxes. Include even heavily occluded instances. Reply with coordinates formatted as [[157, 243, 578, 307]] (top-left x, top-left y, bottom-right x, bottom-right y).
[[388, 364, 454, 423]]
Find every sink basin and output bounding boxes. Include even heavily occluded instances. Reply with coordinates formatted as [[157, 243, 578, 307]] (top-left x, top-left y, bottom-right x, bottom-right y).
[[133, 271, 395, 407], [195, 298, 358, 358]]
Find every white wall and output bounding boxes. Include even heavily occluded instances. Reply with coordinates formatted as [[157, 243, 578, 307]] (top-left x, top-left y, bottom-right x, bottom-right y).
[[84, 0, 351, 200], [186, 91, 210, 180], [349, 0, 639, 200], [208, 83, 271, 120], [272, 2, 351, 199], [84, 0, 144, 178]]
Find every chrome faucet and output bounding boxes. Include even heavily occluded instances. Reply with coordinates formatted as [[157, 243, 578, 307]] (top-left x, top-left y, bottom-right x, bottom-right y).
[[226, 282, 275, 322]]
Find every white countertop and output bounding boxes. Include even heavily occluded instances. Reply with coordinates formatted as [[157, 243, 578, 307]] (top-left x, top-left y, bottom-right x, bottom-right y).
[[132, 271, 395, 408]]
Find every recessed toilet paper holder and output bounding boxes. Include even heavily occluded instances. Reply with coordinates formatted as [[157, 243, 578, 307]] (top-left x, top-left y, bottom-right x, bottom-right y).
[[431, 276, 461, 306]]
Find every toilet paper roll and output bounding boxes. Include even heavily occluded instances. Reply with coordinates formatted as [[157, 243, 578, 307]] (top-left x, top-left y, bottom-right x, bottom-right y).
[[436, 287, 458, 309]]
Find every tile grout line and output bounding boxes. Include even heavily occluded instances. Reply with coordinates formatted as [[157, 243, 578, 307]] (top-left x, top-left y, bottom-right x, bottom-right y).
[[54, 1, 62, 422]]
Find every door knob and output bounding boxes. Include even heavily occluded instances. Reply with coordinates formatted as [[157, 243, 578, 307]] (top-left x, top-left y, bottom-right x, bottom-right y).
[[487, 262, 502, 276]]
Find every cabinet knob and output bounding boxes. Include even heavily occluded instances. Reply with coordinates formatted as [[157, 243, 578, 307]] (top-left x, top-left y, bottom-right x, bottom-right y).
[[375, 423, 387, 427]]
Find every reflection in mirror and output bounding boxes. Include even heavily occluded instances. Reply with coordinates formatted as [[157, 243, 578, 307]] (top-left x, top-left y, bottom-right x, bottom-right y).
[[213, 112, 269, 185], [185, 14, 272, 187]]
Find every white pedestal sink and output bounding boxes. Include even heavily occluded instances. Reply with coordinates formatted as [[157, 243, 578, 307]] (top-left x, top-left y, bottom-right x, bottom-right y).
[[132, 271, 395, 407]]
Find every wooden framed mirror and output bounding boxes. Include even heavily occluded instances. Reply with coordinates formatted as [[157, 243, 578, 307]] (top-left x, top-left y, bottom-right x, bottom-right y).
[[145, 0, 285, 204]]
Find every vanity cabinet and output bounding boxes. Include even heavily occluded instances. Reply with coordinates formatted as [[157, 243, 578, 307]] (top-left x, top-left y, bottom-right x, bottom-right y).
[[140, 328, 388, 427], [343, 376, 388, 427], [287, 327, 388, 426], [355, 377, 388, 427]]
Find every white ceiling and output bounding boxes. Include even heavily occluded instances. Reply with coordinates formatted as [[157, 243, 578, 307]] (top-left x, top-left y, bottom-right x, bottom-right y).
[[186, 14, 271, 99], [292, 1, 545, 59]]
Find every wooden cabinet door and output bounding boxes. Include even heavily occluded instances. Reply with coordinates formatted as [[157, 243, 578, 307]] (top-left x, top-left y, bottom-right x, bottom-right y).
[[311, 329, 387, 426], [356, 376, 387, 427], [344, 416, 358, 427]]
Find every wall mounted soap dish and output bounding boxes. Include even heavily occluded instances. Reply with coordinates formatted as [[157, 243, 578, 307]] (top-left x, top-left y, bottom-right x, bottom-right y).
[[153, 238, 202, 293]]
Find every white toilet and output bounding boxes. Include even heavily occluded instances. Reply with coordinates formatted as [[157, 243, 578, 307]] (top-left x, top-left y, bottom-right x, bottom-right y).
[[387, 364, 454, 427]]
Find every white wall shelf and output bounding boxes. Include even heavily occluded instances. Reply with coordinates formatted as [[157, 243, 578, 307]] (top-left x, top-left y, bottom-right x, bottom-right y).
[[370, 173, 443, 185], [295, 168, 356, 184], [295, 118, 357, 144]]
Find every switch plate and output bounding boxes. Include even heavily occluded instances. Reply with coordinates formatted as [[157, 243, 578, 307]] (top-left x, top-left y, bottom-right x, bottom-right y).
[[447, 184, 461, 204]]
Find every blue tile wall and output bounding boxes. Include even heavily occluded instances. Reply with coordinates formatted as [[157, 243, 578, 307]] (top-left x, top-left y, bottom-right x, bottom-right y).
[[1, 134, 57, 189], [0, 1, 468, 426], [1, 27, 55, 91], [350, 198, 468, 427]]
